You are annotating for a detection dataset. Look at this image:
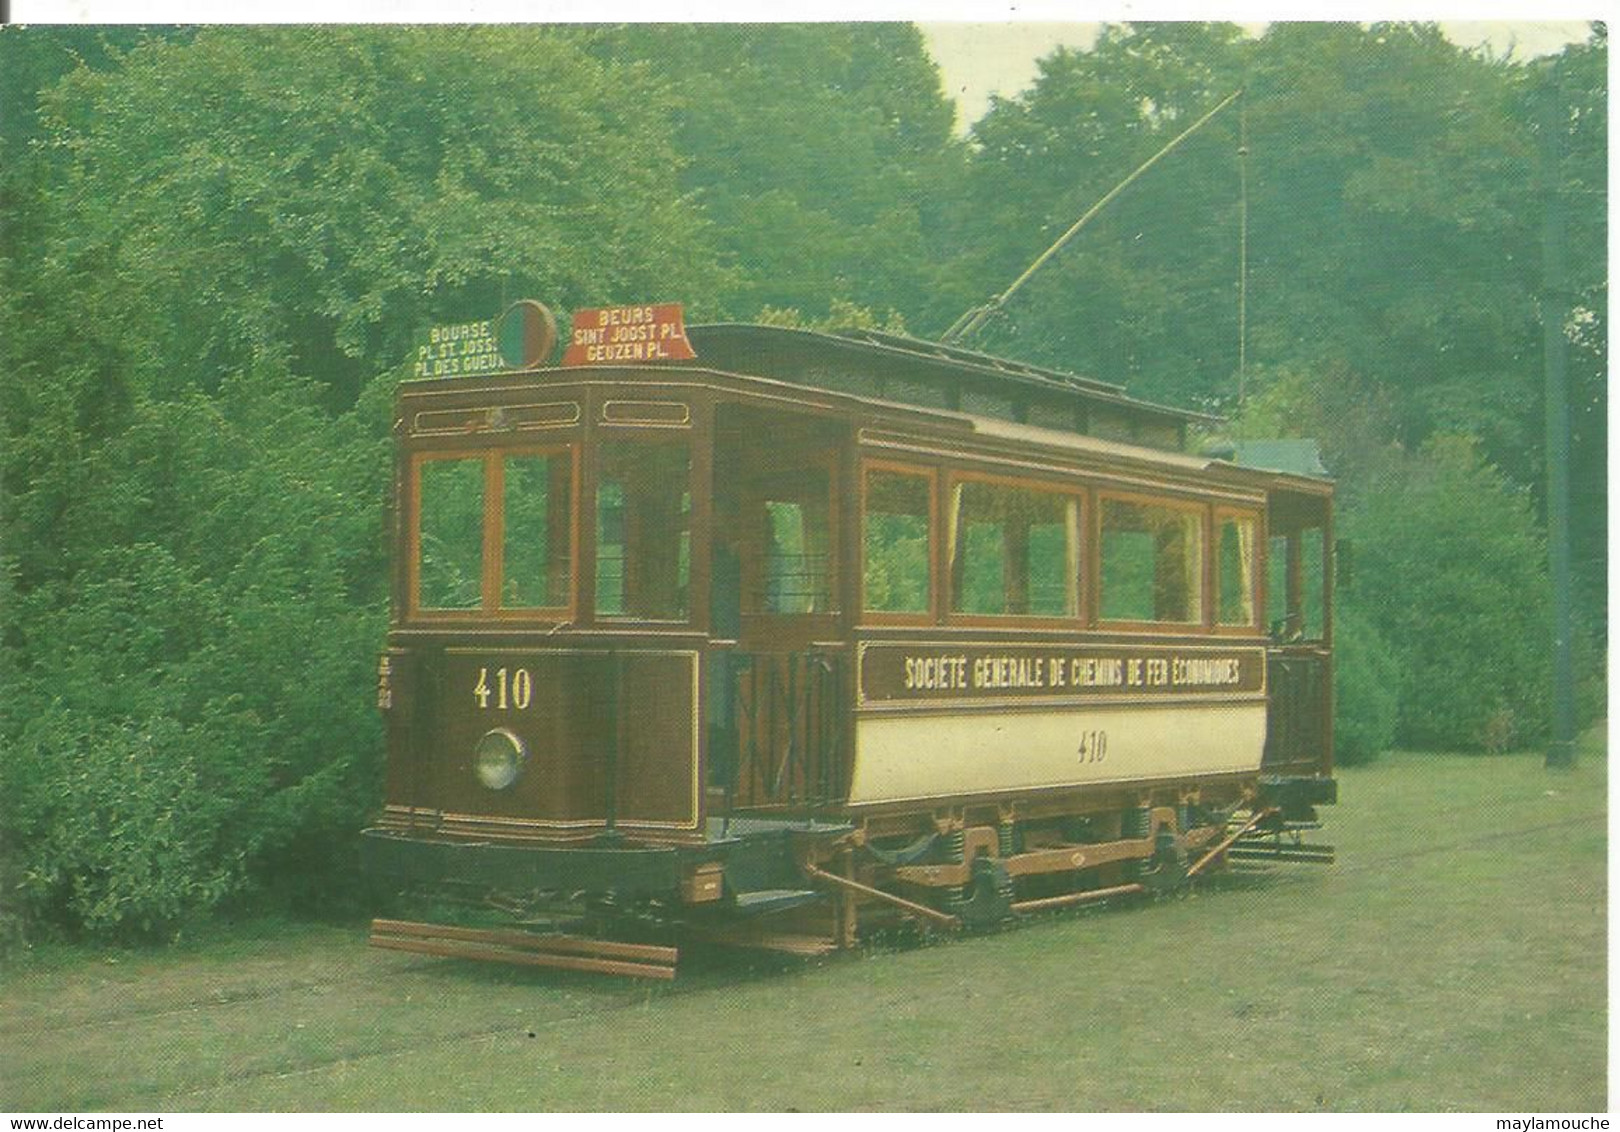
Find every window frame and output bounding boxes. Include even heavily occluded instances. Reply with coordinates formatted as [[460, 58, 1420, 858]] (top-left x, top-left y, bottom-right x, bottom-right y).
[[723, 439, 842, 622], [1212, 505, 1264, 635], [858, 459, 939, 626], [591, 431, 696, 627], [943, 468, 1086, 629], [1094, 489, 1209, 632], [407, 443, 580, 623]]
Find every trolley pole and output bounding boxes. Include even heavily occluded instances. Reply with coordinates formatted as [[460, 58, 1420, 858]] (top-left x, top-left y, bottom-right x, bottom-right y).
[[941, 88, 1245, 346], [1538, 74, 1576, 771]]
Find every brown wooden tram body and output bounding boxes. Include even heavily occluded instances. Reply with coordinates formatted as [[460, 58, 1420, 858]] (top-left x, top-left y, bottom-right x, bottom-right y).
[[363, 322, 1335, 959]]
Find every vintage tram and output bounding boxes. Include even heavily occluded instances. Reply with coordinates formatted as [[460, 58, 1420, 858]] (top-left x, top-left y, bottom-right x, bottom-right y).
[[363, 309, 1335, 977]]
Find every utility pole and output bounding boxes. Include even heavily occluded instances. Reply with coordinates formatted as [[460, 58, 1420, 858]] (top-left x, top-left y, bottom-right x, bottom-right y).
[[1538, 71, 1576, 771]]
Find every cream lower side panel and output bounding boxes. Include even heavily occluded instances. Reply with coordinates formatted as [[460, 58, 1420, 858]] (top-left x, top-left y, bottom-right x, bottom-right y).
[[848, 703, 1266, 806]]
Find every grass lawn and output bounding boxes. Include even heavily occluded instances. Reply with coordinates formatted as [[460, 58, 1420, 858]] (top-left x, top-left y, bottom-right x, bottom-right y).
[[2, 728, 1605, 1112]]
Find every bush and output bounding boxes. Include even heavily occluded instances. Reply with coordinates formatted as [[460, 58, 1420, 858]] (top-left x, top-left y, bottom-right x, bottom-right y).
[[0, 374, 389, 941], [1346, 435, 1555, 751], [7, 710, 248, 939], [1, 537, 386, 940], [1332, 602, 1401, 765]]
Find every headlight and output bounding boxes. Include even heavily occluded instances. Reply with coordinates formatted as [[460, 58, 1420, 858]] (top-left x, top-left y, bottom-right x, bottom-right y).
[[474, 728, 527, 790]]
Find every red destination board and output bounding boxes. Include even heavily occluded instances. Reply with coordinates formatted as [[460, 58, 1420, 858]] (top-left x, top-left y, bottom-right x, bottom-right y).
[[561, 303, 697, 366]]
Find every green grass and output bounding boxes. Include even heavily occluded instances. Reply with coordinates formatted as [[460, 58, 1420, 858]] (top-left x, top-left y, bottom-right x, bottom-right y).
[[2, 730, 1605, 1112]]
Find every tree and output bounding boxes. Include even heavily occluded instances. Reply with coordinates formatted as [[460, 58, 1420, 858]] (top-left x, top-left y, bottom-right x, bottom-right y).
[[1332, 604, 1401, 765], [1536, 27, 1607, 633], [0, 26, 732, 938], [938, 22, 1606, 626], [2, 372, 389, 937], [929, 22, 1252, 405], [1345, 436, 1557, 751], [26, 26, 724, 410], [583, 23, 963, 322]]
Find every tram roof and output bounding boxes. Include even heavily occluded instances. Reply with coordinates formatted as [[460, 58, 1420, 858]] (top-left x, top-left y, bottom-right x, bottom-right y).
[[679, 322, 1219, 431], [397, 319, 1329, 490]]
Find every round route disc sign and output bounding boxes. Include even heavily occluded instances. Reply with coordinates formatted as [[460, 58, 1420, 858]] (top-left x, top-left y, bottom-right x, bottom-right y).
[[496, 300, 559, 370]]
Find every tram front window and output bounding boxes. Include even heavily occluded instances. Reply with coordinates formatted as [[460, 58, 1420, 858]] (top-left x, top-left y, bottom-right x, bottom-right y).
[[596, 440, 691, 621], [416, 456, 485, 611], [502, 452, 573, 611]]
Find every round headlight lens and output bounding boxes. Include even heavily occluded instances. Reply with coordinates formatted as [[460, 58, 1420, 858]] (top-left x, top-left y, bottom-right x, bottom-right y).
[[474, 728, 526, 790]]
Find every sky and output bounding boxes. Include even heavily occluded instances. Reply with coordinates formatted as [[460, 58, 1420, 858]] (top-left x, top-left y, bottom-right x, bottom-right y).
[[921, 19, 1597, 130], [4, 0, 1597, 137]]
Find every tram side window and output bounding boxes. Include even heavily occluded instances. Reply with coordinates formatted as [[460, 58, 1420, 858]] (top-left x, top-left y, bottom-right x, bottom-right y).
[[596, 441, 691, 621], [1267, 527, 1326, 640], [1216, 513, 1258, 627], [863, 468, 932, 615], [1266, 534, 1290, 633], [417, 457, 485, 610], [763, 494, 831, 614], [1100, 498, 1203, 624], [1301, 527, 1326, 639], [949, 480, 1079, 618], [502, 453, 573, 610]]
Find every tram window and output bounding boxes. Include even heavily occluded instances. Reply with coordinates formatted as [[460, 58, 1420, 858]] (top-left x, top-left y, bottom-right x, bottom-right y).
[[501, 453, 572, 610], [863, 468, 932, 615], [949, 480, 1079, 618], [417, 457, 485, 610], [763, 497, 831, 614], [1267, 534, 1290, 633], [1266, 527, 1326, 640], [1100, 498, 1203, 624], [1216, 513, 1258, 627], [596, 441, 690, 621], [1090, 409, 1133, 443], [1301, 527, 1326, 640], [1027, 400, 1077, 432], [881, 377, 948, 408], [961, 389, 1015, 421], [1135, 420, 1182, 451]]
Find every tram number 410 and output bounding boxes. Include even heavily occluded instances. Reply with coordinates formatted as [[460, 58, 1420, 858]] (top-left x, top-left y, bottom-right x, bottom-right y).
[[474, 666, 532, 711], [1077, 729, 1108, 764]]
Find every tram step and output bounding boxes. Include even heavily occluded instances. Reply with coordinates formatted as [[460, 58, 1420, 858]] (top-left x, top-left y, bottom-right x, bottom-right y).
[[732, 889, 824, 916], [368, 918, 678, 979], [1226, 844, 1336, 865]]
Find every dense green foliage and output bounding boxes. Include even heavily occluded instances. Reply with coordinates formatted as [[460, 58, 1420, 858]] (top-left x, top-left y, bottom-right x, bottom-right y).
[[1344, 436, 1561, 752], [0, 22, 1605, 938], [1, 373, 389, 936], [938, 21, 1605, 625], [1330, 604, 1401, 766], [583, 24, 962, 320]]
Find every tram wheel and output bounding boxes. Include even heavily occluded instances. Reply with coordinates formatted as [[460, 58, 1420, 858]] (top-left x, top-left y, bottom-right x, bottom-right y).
[[1134, 828, 1190, 896], [948, 856, 1015, 928]]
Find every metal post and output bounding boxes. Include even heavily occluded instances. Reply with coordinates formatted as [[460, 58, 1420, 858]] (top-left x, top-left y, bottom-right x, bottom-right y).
[[1539, 75, 1576, 770], [1237, 100, 1249, 407]]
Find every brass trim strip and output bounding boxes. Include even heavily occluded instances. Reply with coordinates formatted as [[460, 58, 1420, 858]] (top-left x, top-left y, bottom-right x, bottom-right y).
[[857, 430, 1264, 505], [600, 400, 693, 427]]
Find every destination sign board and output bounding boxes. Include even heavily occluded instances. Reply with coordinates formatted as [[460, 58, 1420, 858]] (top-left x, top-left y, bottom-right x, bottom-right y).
[[414, 319, 502, 379], [413, 301, 560, 379], [858, 642, 1265, 707], [561, 303, 696, 366]]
